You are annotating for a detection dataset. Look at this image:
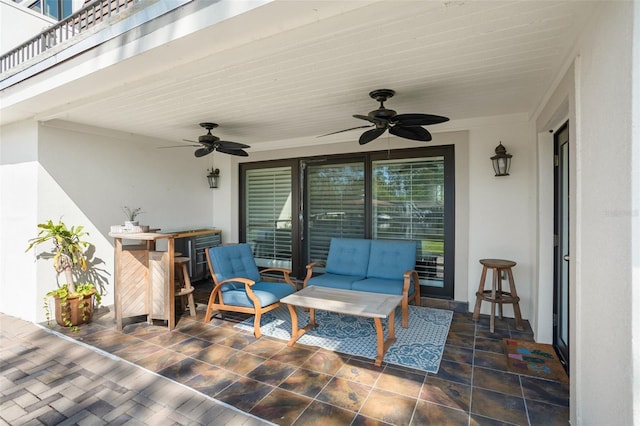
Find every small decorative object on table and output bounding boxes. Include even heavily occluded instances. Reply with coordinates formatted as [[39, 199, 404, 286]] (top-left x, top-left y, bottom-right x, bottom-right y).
[[123, 206, 144, 229]]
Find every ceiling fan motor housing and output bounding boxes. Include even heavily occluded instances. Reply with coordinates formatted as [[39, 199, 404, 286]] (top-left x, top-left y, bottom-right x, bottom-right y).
[[369, 89, 395, 102]]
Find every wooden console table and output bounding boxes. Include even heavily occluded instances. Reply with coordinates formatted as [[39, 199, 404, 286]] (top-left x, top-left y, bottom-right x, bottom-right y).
[[109, 228, 220, 330]]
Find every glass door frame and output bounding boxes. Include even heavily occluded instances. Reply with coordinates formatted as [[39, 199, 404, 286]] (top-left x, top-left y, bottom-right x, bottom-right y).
[[553, 120, 570, 373], [240, 146, 455, 299]]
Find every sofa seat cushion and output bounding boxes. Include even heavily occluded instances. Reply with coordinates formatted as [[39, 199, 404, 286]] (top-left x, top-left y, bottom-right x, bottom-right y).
[[307, 273, 364, 290], [325, 238, 371, 277], [352, 277, 415, 297], [221, 281, 295, 308], [366, 240, 417, 280]]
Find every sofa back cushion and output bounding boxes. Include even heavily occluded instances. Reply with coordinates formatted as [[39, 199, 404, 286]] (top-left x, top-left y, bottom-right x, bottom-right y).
[[208, 243, 261, 284], [325, 238, 371, 277], [367, 240, 417, 279]]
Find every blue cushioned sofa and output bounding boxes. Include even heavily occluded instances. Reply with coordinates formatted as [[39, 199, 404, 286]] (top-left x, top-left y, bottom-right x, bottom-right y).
[[303, 237, 421, 327], [205, 243, 297, 338]]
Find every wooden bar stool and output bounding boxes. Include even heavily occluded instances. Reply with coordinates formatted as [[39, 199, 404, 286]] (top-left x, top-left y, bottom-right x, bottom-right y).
[[174, 256, 196, 317], [472, 258, 523, 332]]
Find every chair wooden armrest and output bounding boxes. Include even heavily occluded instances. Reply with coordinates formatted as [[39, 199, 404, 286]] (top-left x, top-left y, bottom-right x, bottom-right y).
[[207, 277, 256, 306], [260, 267, 296, 289]]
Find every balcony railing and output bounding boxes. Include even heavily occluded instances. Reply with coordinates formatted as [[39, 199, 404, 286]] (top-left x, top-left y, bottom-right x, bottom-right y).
[[1, 0, 138, 75]]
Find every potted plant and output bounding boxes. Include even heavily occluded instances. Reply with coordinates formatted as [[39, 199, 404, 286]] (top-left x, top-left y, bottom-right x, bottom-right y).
[[122, 206, 143, 228], [26, 219, 101, 330]]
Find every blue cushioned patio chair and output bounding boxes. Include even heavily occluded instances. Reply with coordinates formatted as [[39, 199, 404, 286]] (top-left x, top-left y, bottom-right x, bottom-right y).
[[204, 243, 297, 338]]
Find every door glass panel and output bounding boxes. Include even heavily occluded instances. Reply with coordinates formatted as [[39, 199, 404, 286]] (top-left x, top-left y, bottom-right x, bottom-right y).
[[560, 141, 570, 345], [306, 162, 365, 268], [554, 122, 570, 372], [372, 157, 445, 287], [245, 166, 292, 269]]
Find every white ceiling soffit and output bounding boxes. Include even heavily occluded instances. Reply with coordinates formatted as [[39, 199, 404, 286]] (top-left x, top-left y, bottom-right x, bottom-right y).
[[2, 0, 599, 149]]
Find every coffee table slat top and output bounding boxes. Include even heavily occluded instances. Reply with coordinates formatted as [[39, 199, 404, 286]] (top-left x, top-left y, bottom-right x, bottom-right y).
[[281, 286, 402, 318]]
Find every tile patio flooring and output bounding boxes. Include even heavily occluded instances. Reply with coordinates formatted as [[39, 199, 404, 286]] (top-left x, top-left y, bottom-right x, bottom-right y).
[[1, 281, 569, 425]]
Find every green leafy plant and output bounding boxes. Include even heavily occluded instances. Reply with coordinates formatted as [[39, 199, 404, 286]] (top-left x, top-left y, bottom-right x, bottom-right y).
[[43, 283, 101, 331], [26, 219, 101, 329], [122, 206, 143, 221]]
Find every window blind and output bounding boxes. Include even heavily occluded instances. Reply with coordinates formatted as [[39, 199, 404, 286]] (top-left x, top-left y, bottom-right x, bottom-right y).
[[245, 166, 292, 269], [306, 162, 365, 264], [372, 157, 445, 287]]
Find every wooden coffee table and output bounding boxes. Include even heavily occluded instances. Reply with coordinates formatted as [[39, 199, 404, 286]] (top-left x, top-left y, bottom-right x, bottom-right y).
[[280, 286, 403, 366]]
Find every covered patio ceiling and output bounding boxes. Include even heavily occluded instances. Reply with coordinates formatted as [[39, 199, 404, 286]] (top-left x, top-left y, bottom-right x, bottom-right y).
[[1, 0, 599, 150]]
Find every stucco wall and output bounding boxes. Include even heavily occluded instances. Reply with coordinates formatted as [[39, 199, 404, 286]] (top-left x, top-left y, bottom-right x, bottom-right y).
[[1, 120, 219, 322], [570, 1, 636, 424], [0, 121, 40, 321]]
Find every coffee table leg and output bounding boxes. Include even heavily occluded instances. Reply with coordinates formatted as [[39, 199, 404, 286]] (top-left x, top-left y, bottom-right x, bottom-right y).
[[287, 305, 318, 347], [309, 308, 316, 327], [374, 310, 397, 367]]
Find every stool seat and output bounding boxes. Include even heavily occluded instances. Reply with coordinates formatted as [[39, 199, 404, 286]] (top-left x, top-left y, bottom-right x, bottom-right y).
[[480, 259, 516, 268], [174, 257, 196, 317], [472, 258, 523, 332]]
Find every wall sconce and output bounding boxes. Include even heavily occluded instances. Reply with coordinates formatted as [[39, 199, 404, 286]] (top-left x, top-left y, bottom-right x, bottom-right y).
[[491, 142, 512, 177], [207, 168, 220, 188]]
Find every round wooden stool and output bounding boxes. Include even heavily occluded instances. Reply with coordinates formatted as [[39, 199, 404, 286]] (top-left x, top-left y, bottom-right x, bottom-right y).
[[174, 257, 196, 317], [472, 259, 523, 332]]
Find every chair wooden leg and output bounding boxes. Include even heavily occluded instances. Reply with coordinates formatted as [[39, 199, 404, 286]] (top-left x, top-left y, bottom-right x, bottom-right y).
[[253, 310, 263, 338], [401, 297, 408, 328], [204, 290, 217, 323]]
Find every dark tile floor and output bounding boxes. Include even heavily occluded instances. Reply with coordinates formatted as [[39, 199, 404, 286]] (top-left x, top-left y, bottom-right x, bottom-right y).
[[48, 282, 569, 425]]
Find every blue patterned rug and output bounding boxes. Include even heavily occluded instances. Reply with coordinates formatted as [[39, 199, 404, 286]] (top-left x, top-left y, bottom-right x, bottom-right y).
[[235, 304, 452, 373]]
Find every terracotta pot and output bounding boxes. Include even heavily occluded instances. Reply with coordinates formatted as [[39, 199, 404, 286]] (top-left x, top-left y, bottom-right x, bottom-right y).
[[53, 291, 95, 327]]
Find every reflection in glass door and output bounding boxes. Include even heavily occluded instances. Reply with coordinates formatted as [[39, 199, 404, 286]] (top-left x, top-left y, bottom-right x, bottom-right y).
[[304, 161, 366, 268], [554, 121, 570, 373]]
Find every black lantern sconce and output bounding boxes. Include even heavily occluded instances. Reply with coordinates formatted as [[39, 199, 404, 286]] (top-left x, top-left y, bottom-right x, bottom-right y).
[[491, 142, 512, 177], [207, 168, 220, 188]]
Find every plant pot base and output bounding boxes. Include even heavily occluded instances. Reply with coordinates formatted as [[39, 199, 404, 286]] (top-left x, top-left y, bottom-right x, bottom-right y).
[[54, 292, 95, 327]]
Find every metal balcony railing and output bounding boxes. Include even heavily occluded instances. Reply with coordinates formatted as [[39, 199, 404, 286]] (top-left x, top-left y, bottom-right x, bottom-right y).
[[1, 0, 138, 75]]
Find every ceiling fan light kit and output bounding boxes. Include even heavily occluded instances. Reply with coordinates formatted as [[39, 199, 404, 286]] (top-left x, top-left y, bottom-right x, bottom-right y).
[[320, 89, 449, 145]]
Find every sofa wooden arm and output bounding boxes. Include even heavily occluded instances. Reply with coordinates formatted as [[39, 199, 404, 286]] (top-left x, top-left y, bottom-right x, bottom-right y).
[[399, 270, 421, 328], [303, 261, 326, 287], [402, 270, 421, 301]]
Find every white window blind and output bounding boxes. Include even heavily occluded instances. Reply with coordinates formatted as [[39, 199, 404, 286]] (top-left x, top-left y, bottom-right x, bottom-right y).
[[372, 157, 445, 287], [306, 162, 365, 263], [245, 166, 292, 269]]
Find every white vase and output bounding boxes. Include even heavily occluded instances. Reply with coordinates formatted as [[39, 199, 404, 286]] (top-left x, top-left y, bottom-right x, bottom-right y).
[[124, 220, 138, 229]]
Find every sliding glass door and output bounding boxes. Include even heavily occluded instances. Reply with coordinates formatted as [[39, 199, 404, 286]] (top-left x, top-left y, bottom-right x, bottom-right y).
[[240, 146, 455, 298]]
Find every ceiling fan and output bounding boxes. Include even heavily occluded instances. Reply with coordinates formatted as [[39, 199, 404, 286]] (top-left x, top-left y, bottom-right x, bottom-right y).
[[320, 89, 449, 145], [161, 122, 250, 157]]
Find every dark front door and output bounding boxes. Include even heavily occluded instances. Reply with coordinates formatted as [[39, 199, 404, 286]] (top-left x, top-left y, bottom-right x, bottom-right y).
[[553, 121, 570, 373]]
